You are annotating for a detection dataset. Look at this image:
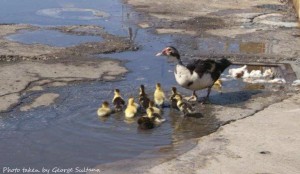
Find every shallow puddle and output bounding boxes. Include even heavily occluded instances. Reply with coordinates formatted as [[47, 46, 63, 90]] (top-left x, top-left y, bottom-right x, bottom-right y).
[[6, 30, 103, 47]]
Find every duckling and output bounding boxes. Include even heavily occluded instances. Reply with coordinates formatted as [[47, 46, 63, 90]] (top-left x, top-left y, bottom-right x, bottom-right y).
[[124, 97, 139, 118], [139, 85, 150, 110], [213, 79, 222, 93], [174, 95, 194, 116], [137, 117, 154, 130], [147, 108, 166, 123], [146, 101, 161, 116], [97, 101, 112, 117], [154, 83, 165, 107], [112, 89, 125, 112], [169, 87, 182, 109], [214, 79, 222, 87]]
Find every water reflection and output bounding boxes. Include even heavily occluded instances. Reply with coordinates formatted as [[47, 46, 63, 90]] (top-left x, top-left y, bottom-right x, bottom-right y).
[[6, 30, 103, 47]]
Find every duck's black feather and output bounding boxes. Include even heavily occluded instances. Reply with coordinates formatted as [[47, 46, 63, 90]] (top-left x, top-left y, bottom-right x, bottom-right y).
[[186, 58, 231, 81]]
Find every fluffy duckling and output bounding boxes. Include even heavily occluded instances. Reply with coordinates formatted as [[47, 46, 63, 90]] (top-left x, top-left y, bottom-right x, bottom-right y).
[[147, 108, 166, 123], [169, 87, 181, 109], [125, 97, 139, 118], [213, 79, 222, 93], [174, 95, 194, 116], [139, 85, 150, 110], [154, 83, 165, 107], [112, 89, 125, 112], [213, 79, 222, 87], [97, 101, 112, 117], [137, 117, 154, 130], [146, 101, 161, 116]]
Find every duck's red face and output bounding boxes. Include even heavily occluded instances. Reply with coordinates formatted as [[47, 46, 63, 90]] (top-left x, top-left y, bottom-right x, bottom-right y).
[[156, 47, 173, 56]]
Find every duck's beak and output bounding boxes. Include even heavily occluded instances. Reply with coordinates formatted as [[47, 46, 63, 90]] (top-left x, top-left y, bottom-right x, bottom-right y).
[[156, 48, 167, 56], [156, 52, 163, 56]]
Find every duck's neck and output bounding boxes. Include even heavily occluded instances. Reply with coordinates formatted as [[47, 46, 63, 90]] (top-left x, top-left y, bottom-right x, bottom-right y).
[[174, 54, 183, 65]]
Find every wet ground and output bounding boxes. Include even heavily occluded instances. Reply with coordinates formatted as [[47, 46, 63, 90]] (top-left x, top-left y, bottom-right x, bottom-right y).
[[0, 0, 299, 172]]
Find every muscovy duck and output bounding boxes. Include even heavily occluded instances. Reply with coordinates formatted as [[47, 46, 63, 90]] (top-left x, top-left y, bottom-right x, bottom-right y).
[[156, 46, 231, 102]]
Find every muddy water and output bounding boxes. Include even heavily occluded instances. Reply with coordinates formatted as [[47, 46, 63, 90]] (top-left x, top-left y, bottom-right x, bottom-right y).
[[0, 0, 292, 171]]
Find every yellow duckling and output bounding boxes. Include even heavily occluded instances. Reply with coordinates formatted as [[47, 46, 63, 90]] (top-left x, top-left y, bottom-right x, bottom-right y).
[[146, 101, 161, 116], [213, 79, 222, 87], [112, 89, 125, 112], [147, 108, 166, 123], [124, 97, 139, 118], [169, 87, 182, 109], [97, 101, 112, 117], [154, 83, 165, 107], [174, 95, 194, 116], [213, 79, 222, 92], [139, 84, 150, 110]]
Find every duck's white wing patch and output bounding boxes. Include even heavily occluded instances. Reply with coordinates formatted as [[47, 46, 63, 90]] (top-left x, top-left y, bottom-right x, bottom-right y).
[[188, 73, 214, 90], [174, 64, 191, 86]]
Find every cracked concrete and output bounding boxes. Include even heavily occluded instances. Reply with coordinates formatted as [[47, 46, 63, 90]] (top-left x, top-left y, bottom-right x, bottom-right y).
[[0, 60, 127, 112], [0, 24, 131, 113], [20, 93, 59, 111], [145, 93, 300, 174]]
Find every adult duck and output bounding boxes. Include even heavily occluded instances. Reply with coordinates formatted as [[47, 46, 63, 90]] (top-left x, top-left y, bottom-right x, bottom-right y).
[[156, 46, 231, 102]]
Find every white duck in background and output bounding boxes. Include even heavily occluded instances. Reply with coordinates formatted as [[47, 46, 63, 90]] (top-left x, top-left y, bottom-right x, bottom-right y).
[[263, 68, 274, 79], [249, 70, 263, 78], [156, 46, 232, 102], [228, 65, 247, 78]]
